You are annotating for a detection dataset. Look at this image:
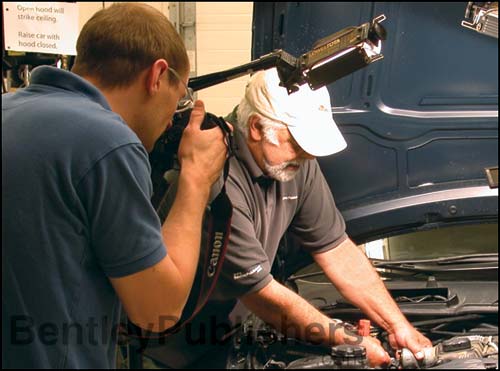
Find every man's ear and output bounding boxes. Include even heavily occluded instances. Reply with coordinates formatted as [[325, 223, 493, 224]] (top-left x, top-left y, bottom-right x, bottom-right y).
[[248, 115, 264, 142], [146, 59, 169, 96]]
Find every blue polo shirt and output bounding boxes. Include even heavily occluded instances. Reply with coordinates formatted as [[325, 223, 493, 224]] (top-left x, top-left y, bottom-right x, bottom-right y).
[[2, 66, 166, 368]]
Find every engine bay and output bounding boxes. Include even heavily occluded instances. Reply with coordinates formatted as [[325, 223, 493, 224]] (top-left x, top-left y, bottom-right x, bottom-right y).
[[226, 281, 498, 369], [226, 313, 498, 369]]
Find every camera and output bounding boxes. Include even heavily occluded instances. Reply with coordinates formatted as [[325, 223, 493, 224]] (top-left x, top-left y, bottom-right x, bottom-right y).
[[149, 110, 230, 209]]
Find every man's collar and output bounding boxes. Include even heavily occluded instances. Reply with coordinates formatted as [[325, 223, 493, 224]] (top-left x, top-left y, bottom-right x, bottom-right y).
[[29, 66, 111, 111], [233, 129, 266, 181]]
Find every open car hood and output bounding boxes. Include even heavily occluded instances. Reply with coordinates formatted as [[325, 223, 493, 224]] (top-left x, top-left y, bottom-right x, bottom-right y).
[[252, 2, 498, 244]]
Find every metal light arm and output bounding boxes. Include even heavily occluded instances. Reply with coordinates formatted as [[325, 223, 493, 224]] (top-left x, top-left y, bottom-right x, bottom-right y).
[[187, 15, 387, 95]]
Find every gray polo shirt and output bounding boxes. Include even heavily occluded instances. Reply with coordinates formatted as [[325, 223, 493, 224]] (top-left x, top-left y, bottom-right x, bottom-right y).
[[209, 126, 348, 301], [142, 112, 349, 369]]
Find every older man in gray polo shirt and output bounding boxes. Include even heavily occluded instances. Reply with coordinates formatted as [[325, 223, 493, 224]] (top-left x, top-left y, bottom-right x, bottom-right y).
[[146, 68, 431, 368]]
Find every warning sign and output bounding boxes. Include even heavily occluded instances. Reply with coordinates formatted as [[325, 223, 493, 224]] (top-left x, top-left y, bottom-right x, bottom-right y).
[[3, 2, 79, 55]]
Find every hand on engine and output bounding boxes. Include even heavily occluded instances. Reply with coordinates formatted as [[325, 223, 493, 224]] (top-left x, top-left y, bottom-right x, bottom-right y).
[[388, 321, 432, 360], [358, 335, 391, 368]]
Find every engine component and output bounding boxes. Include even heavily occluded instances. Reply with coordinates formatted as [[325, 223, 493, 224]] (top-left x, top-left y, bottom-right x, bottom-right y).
[[430, 358, 498, 369], [400, 347, 438, 369], [285, 355, 336, 369], [357, 319, 371, 336], [225, 312, 498, 369], [399, 335, 498, 369], [441, 337, 472, 352], [285, 345, 369, 369], [331, 345, 368, 369]]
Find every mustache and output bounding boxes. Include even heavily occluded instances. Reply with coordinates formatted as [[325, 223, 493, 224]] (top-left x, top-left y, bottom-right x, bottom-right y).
[[276, 160, 304, 170]]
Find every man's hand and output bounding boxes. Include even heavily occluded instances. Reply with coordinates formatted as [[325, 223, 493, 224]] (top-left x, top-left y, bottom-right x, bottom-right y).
[[358, 335, 391, 368], [335, 323, 390, 367], [178, 100, 229, 187], [242, 280, 394, 368], [314, 240, 432, 363], [388, 321, 432, 360]]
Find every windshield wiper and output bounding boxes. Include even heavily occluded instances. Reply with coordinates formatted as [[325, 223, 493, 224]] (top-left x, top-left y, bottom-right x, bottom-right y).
[[288, 253, 498, 281], [372, 253, 498, 272]]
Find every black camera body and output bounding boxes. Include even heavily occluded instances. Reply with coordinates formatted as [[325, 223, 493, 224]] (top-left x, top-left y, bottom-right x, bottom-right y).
[[149, 110, 228, 209]]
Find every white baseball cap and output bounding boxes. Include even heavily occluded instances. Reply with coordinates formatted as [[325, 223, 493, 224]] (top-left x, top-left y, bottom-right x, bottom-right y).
[[243, 68, 347, 157]]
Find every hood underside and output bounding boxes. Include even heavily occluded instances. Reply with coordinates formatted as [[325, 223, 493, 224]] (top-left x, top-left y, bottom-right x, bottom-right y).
[[252, 2, 498, 242]]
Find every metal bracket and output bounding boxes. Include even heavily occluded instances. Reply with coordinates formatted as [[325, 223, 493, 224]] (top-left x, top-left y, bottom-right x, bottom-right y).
[[485, 167, 498, 189], [169, 2, 197, 77]]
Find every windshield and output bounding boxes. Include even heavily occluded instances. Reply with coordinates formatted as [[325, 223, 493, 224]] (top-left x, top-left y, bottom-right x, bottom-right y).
[[364, 223, 498, 260]]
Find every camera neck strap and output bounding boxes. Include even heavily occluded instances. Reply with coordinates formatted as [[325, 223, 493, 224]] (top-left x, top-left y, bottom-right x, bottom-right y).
[[171, 117, 236, 330], [126, 117, 236, 345]]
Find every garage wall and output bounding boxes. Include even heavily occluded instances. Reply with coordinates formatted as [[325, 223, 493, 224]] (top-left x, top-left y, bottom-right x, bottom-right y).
[[77, 2, 169, 30], [195, 2, 253, 116], [77, 2, 253, 117], [77, 3, 102, 30]]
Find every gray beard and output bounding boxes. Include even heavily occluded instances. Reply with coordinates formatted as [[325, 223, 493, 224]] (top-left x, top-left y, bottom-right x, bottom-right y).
[[263, 159, 303, 182]]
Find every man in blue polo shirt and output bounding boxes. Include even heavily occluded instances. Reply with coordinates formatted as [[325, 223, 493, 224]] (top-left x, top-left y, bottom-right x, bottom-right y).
[[2, 3, 228, 368]]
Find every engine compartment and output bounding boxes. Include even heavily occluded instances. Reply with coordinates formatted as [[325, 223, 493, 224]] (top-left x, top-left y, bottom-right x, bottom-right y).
[[226, 313, 498, 369], [226, 281, 498, 369]]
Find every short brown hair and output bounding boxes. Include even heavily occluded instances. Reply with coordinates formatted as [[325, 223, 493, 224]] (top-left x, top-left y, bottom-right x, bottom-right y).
[[72, 3, 188, 88]]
